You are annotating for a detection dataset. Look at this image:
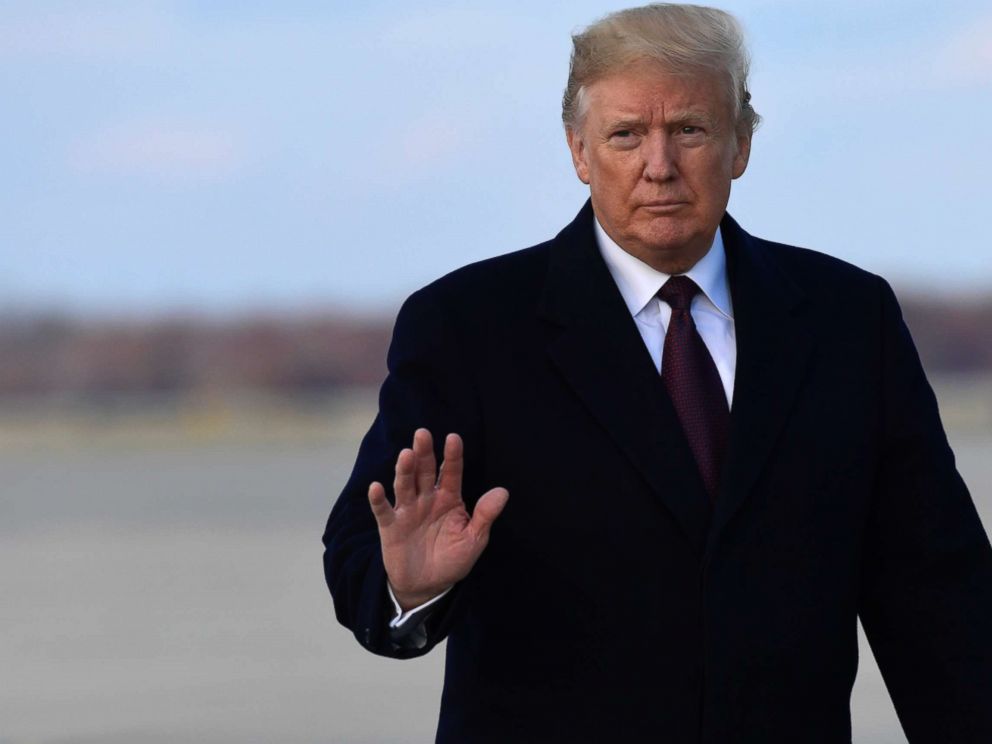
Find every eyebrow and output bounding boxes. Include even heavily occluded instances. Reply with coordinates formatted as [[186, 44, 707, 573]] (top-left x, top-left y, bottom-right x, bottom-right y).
[[666, 110, 720, 129], [600, 110, 720, 133], [600, 117, 645, 133]]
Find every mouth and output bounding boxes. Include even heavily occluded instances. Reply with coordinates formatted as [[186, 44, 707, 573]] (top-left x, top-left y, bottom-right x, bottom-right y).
[[640, 201, 689, 214]]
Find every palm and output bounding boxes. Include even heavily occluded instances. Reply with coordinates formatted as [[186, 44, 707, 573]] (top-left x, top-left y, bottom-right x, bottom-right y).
[[368, 429, 508, 610]]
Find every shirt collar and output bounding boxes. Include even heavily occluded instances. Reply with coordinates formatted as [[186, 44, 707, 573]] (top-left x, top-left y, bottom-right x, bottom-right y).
[[595, 216, 734, 321]]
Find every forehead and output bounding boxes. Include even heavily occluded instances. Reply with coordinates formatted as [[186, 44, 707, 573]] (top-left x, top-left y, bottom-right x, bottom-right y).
[[583, 62, 731, 122]]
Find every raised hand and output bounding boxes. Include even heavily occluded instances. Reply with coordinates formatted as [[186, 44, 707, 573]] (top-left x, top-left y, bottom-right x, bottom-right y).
[[368, 428, 509, 611]]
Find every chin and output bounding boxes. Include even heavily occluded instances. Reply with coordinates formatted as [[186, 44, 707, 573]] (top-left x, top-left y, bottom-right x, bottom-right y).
[[639, 225, 698, 253], [626, 225, 708, 268]]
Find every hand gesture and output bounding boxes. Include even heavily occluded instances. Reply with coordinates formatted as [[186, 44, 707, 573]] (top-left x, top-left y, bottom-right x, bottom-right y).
[[368, 428, 509, 611]]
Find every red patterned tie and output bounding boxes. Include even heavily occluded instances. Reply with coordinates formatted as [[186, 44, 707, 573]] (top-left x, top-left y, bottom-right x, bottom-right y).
[[657, 276, 730, 503]]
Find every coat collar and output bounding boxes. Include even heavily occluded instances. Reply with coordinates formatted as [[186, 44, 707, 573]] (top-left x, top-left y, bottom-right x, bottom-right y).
[[710, 210, 812, 560], [539, 200, 813, 562]]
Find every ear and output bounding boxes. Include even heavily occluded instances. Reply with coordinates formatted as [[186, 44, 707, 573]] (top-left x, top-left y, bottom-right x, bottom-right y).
[[732, 130, 751, 180], [566, 127, 591, 185]]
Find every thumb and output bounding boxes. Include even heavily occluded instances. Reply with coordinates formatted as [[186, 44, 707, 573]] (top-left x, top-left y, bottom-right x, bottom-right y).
[[469, 487, 509, 541]]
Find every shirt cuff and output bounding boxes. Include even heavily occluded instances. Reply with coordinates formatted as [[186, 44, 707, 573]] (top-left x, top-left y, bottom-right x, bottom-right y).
[[387, 583, 453, 628]]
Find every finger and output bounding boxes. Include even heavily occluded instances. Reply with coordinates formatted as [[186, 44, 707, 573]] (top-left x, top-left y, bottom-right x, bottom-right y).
[[437, 433, 464, 495], [393, 448, 417, 507], [468, 487, 509, 542], [412, 428, 437, 495], [368, 481, 395, 528]]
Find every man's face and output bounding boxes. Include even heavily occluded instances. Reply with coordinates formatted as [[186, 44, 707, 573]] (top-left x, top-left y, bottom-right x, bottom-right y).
[[566, 61, 751, 273]]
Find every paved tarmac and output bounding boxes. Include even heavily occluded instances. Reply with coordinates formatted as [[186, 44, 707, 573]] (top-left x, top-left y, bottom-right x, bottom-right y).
[[2, 393, 988, 743]]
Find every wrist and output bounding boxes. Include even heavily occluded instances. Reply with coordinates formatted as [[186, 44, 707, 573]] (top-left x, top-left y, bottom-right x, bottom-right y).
[[388, 581, 452, 612]]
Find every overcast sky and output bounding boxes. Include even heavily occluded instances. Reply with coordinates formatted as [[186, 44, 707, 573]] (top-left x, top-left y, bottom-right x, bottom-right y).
[[2, 0, 991, 316]]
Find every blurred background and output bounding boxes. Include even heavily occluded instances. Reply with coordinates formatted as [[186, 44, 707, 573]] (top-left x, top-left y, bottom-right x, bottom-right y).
[[1, 1, 990, 742]]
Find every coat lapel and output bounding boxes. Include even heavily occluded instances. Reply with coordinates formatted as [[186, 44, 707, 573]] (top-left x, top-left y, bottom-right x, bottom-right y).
[[705, 214, 814, 559], [538, 202, 712, 557]]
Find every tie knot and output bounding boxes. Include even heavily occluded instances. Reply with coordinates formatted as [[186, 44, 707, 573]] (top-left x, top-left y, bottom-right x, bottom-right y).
[[657, 275, 701, 311]]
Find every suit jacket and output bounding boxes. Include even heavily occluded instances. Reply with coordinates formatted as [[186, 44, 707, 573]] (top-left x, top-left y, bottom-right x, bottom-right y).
[[322, 201, 992, 743]]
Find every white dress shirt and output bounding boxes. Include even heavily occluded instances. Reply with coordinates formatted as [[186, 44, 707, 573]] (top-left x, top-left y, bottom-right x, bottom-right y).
[[595, 218, 736, 406], [388, 216, 738, 643]]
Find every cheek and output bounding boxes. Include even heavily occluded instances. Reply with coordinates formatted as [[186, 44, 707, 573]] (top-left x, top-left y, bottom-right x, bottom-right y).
[[594, 156, 640, 191], [689, 156, 735, 196]]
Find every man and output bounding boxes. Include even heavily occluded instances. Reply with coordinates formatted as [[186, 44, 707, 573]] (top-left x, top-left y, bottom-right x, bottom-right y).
[[323, 4, 992, 742]]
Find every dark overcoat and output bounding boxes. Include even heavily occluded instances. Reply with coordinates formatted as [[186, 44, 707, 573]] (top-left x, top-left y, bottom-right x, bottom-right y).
[[323, 201, 992, 743]]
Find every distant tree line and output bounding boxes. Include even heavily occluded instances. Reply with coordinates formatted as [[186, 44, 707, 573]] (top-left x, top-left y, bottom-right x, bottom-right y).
[[901, 298, 992, 374], [0, 313, 391, 399], [0, 297, 989, 399]]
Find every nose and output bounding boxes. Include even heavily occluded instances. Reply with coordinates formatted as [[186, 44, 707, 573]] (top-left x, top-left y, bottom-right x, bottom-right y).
[[642, 131, 678, 182]]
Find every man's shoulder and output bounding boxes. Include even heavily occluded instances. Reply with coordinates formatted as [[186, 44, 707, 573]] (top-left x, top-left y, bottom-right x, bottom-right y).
[[758, 234, 871, 277], [403, 238, 555, 317], [753, 233, 884, 301]]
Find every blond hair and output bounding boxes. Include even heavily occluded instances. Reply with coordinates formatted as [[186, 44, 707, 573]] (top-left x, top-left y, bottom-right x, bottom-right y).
[[562, 4, 760, 134]]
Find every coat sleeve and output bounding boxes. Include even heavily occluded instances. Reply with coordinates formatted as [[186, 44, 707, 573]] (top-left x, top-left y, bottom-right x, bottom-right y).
[[321, 284, 482, 659], [858, 276, 992, 742]]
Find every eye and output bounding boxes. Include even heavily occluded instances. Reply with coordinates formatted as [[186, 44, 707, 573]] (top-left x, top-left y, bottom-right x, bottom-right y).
[[608, 129, 640, 148], [680, 126, 703, 135]]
